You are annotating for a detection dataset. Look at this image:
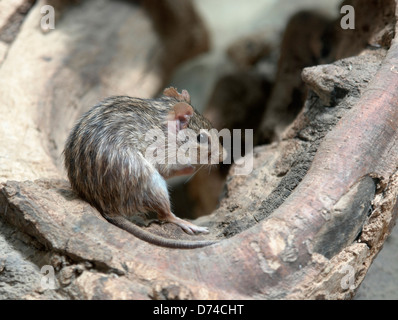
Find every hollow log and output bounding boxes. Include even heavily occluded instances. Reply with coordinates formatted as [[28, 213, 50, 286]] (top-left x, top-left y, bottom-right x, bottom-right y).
[[0, 0, 397, 300]]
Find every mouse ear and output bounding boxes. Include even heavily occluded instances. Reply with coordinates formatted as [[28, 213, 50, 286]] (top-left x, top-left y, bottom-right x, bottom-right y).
[[167, 102, 194, 133], [163, 87, 191, 104]]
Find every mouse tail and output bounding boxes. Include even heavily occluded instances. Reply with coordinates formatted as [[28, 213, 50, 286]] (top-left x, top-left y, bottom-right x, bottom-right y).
[[104, 214, 217, 249]]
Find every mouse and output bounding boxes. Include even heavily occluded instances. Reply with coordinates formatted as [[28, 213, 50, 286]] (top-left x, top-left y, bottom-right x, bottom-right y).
[[63, 87, 224, 249]]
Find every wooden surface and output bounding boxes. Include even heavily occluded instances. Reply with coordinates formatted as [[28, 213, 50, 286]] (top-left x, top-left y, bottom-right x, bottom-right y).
[[0, 0, 397, 299]]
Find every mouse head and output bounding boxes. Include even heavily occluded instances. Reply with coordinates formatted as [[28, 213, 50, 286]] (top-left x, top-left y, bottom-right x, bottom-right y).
[[163, 87, 226, 166]]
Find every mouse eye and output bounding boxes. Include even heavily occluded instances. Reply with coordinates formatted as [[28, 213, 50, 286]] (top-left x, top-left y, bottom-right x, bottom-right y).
[[197, 132, 210, 145]]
